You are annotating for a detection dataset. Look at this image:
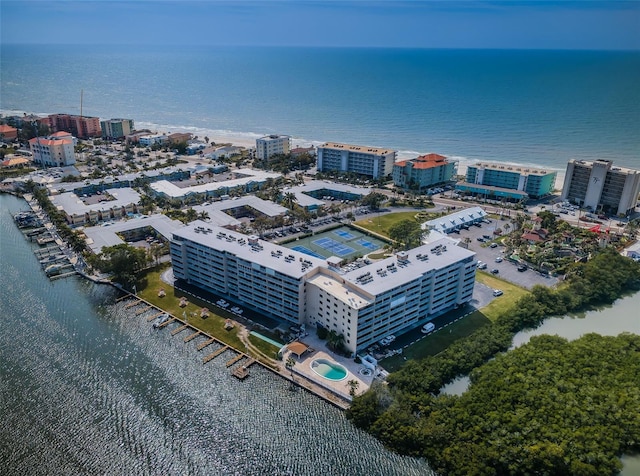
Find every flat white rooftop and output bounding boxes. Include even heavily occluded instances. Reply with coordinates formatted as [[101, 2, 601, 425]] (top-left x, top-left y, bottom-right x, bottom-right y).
[[340, 237, 475, 295], [174, 221, 326, 279], [423, 206, 487, 232], [191, 196, 287, 227], [84, 214, 184, 254], [285, 180, 372, 208], [306, 274, 372, 309], [150, 168, 280, 199], [319, 142, 395, 156], [51, 187, 140, 217]]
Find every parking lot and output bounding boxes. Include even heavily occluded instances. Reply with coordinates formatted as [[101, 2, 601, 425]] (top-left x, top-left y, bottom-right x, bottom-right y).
[[447, 218, 559, 290]]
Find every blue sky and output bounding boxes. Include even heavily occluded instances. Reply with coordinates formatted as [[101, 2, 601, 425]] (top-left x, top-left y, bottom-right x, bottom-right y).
[[1, 1, 639, 49]]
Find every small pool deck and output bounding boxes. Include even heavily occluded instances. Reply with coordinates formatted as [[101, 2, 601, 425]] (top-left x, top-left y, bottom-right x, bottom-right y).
[[283, 333, 376, 402]]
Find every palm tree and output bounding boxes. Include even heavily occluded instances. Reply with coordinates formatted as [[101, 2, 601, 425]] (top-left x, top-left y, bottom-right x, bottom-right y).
[[285, 357, 296, 375], [185, 208, 198, 223], [346, 379, 360, 397], [285, 356, 296, 386], [282, 192, 297, 210], [327, 330, 345, 352], [198, 210, 209, 221]]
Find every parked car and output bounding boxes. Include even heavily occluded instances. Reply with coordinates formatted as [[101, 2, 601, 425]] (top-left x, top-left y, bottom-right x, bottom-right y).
[[490, 242, 498, 248], [421, 322, 435, 334], [491, 269, 499, 274], [517, 265, 528, 272], [495, 257, 503, 263], [493, 289, 504, 297], [379, 334, 396, 346], [477, 261, 487, 270]]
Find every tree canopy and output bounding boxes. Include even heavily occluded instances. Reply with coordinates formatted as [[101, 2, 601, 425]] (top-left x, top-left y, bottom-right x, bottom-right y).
[[87, 243, 149, 289], [388, 218, 425, 250], [347, 249, 640, 474]]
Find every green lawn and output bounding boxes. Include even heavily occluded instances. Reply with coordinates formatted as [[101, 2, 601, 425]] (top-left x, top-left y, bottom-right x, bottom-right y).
[[135, 265, 244, 350], [475, 272, 530, 322], [354, 211, 424, 238], [381, 312, 492, 372]]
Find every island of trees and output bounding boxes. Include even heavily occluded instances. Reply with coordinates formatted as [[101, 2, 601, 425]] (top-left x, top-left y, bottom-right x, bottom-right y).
[[348, 249, 640, 475]]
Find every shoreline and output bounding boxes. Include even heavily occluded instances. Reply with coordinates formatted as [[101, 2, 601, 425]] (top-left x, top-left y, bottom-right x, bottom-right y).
[[1, 107, 568, 186]]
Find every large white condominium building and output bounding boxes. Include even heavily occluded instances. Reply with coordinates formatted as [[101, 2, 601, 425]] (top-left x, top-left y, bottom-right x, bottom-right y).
[[256, 134, 291, 160], [170, 221, 477, 355], [561, 159, 640, 216], [29, 132, 76, 167], [316, 142, 397, 179]]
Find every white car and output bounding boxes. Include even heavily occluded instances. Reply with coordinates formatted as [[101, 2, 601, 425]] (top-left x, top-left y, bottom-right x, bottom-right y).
[[421, 322, 435, 334], [495, 257, 503, 263], [493, 289, 504, 297], [379, 334, 396, 346]]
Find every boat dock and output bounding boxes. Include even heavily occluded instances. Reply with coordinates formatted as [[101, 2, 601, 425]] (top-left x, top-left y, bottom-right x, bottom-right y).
[[135, 305, 152, 315], [170, 323, 189, 335], [203, 345, 229, 364], [196, 338, 216, 350], [157, 316, 176, 328], [232, 359, 257, 380], [183, 330, 201, 342], [226, 353, 245, 367], [147, 311, 165, 321], [116, 294, 352, 408]]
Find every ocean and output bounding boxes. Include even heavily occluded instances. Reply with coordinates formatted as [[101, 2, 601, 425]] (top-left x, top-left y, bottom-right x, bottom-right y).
[[1, 45, 639, 175]]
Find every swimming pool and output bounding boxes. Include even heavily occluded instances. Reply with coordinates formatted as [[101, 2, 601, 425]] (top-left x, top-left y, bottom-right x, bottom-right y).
[[311, 358, 348, 381]]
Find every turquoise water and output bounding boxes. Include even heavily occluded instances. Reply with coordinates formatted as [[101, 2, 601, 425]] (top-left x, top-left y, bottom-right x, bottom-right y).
[[2, 45, 639, 171], [312, 359, 348, 381]]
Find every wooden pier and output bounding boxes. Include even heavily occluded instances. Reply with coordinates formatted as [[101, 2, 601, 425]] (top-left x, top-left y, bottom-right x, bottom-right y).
[[124, 300, 141, 309], [171, 324, 189, 336], [231, 359, 256, 380], [157, 316, 176, 329], [183, 330, 201, 343], [203, 345, 228, 364], [135, 305, 152, 315], [196, 338, 216, 351], [147, 311, 165, 322], [225, 353, 245, 368]]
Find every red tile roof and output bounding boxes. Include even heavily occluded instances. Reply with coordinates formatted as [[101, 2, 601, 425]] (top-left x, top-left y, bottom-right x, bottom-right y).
[[396, 153, 448, 170]]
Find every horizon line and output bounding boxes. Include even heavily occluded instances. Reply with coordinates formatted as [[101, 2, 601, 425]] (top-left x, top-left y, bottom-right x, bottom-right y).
[[3, 43, 640, 52]]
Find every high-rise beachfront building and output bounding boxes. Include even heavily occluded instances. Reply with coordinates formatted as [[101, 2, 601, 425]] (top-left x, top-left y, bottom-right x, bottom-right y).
[[392, 153, 457, 191], [316, 142, 397, 180], [561, 159, 640, 216], [256, 135, 291, 160], [29, 132, 76, 167], [100, 119, 135, 140], [45, 114, 102, 139], [170, 221, 476, 355], [456, 162, 557, 200]]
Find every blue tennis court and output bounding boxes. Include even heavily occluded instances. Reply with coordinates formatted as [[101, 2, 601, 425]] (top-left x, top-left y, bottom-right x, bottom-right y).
[[334, 230, 355, 240], [355, 238, 380, 251], [292, 245, 325, 259], [312, 237, 355, 257]]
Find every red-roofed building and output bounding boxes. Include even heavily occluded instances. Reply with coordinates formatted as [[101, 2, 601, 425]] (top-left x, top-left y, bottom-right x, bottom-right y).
[[392, 153, 457, 191], [521, 232, 544, 244], [29, 133, 76, 167], [0, 124, 18, 141]]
